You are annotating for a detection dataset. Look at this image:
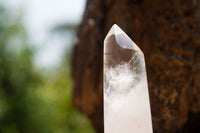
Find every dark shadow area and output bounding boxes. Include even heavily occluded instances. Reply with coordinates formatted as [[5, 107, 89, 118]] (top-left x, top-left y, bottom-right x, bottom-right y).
[[178, 112, 200, 133]]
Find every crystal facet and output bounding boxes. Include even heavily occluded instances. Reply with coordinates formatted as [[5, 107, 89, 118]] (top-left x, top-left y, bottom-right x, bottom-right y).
[[104, 24, 153, 133]]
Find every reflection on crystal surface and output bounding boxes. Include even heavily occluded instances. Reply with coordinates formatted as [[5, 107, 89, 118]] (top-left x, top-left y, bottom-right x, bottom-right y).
[[104, 24, 153, 133]]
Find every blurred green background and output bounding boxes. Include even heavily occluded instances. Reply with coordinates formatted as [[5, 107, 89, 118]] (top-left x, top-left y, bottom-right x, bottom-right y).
[[0, 2, 95, 133]]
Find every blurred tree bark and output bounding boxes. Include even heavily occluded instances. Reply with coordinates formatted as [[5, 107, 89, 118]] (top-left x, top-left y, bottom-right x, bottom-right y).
[[71, 0, 200, 133]]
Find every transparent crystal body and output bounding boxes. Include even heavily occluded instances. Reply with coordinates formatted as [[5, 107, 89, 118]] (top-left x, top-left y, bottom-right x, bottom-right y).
[[104, 24, 153, 133]]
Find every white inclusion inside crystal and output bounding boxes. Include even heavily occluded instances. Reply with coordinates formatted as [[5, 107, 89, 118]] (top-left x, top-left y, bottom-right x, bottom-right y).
[[104, 63, 137, 98], [104, 63, 142, 112]]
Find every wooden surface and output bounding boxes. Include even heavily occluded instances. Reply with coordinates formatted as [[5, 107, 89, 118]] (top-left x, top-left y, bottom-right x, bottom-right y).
[[71, 0, 200, 132]]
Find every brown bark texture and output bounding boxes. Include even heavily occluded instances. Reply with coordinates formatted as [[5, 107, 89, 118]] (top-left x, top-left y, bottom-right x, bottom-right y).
[[71, 0, 200, 133]]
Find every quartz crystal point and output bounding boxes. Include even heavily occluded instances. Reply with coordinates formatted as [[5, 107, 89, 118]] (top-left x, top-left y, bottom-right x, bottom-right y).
[[104, 24, 153, 133]]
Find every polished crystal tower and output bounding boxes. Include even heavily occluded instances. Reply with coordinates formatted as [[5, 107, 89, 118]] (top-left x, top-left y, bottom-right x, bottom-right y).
[[104, 24, 153, 133]]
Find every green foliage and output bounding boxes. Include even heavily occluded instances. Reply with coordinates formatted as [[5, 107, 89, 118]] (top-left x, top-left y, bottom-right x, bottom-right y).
[[0, 4, 95, 133], [34, 67, 95, 133]]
